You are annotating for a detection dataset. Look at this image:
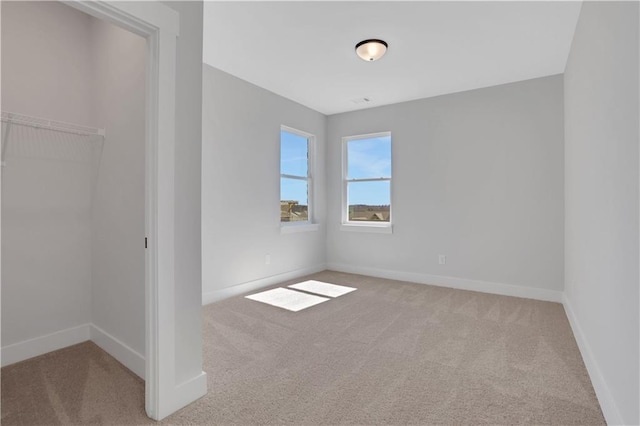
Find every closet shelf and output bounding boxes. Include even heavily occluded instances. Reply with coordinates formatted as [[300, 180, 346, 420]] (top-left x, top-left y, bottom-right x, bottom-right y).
[[1, 111, 106, 137]]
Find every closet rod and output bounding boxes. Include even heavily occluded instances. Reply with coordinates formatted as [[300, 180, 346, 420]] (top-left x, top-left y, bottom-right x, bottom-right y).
[[1, 111, 106, 137]]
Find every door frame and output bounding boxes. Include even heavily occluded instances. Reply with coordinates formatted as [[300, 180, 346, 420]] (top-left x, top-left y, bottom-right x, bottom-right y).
[[62, 1, 181, 420]]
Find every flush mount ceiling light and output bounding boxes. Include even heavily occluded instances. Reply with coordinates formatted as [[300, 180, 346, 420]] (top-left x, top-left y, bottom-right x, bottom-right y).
[[355, 39, 388, 62]]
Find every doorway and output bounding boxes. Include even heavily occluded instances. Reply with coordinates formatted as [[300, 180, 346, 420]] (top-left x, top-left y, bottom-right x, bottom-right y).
[[0, 0, 190, 420]]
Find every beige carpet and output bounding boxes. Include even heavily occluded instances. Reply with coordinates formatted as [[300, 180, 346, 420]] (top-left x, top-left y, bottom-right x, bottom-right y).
[[1, 271, 605, 425]]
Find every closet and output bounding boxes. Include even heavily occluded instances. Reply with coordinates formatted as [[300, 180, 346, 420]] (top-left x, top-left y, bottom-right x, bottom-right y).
[[1, 1, 146, 377]]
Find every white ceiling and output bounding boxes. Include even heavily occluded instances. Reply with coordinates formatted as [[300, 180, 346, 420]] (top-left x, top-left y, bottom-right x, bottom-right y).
[[203, 1, 582, 115]]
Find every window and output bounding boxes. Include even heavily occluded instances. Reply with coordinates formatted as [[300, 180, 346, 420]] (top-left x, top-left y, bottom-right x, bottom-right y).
[[342, 132, 392, 231], [280, 126, 315, 229]]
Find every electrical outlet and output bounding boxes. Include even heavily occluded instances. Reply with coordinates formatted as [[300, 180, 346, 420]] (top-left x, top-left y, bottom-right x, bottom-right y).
[[438, 255, 446, 265], [265, 254, 271, 265]]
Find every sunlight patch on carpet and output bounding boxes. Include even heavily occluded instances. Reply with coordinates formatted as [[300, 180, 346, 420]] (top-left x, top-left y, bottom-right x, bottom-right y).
[[288, 280, 357, 298], [245, 288, 329, 312]]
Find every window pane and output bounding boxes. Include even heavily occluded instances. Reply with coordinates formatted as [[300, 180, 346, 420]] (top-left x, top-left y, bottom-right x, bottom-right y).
[[281, 177, 308, 222], [281, 130, 308, 177], [348, 180, 390, 222], [347, 135, 391, 179]]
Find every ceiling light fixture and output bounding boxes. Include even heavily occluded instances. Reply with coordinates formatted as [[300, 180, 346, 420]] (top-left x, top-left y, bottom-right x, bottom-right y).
[[355, 39, 388, 62]]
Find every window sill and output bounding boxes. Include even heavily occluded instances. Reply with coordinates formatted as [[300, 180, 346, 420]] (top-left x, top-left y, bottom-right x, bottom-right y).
[[340, 223, 393, 234], [281, 223, 320, 234]]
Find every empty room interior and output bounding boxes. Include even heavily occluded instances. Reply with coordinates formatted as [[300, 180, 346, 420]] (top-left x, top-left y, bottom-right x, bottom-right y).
[[1, 1, 638, 425]]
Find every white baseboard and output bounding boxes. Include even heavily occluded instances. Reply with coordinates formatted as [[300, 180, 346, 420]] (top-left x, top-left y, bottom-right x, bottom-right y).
[[202, 264, 326, 305], [563, 295, 623, 426], [326, 263, 563, 303], [90, 324, 145, 380], [157, 371, 208, 420], [1, 323, 145, 381], [1, 323, 91, 367]]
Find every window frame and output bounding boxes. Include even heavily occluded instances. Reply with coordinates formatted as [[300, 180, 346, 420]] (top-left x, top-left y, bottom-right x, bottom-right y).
[[341, 131, 393, 233], [280, 125, 318, 233]]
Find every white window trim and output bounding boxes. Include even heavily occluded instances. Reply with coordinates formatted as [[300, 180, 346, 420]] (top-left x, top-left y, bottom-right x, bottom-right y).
[[341, 131, 393, 233], [280, 125, 316, 232], [339, 222, 392, 233]]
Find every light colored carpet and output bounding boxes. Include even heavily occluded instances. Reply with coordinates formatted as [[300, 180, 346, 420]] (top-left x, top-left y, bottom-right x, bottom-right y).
[[1, 271, 605, 425], [1, 340, 151, 425]]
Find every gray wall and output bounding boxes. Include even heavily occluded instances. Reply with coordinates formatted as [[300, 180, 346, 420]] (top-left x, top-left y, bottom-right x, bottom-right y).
[[326, 75, 565, 294], [202, 65, 326, 300], [564, 2, 639, 424], [0, 1, 95, 126], [164, 0, 205, 386], [1, 1, 96, 347], [90, 17, 146, 357]]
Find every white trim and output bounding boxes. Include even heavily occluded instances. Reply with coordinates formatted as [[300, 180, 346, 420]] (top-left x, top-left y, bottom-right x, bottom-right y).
[[281, 125, 315, 141], [1, 324, 91, 368], [61, 1, 179, 37], [342, 131, 393, 227], [166, 372, 208, 417], [347, 177, 391, 183], [1, 323, 145, 380], [280, 174, 307, 181], [326, 263, 563, 303], [149, 26, 179, 421], [340, 223, 393, 234], [90, 324, 145, 380], [280, 125, 315, 224], [202, 264, 326, 305], [563, 295, 624, 426], [343, 131, 392, 142], [281, 223, 320, 234]]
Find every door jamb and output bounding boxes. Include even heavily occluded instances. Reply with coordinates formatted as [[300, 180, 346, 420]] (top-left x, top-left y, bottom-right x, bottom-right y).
[[62, 1, 181, 420]]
